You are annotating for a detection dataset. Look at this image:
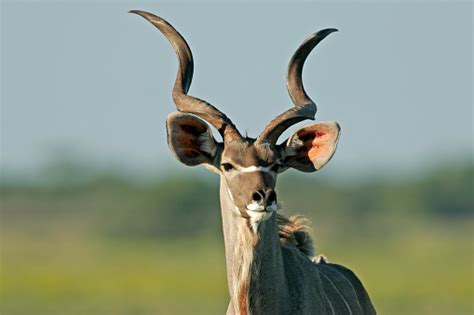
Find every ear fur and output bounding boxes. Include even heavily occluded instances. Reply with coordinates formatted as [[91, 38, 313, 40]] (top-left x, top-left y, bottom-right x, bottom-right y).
[[166, 112, 220, 168], [281, 121, 340, 172]]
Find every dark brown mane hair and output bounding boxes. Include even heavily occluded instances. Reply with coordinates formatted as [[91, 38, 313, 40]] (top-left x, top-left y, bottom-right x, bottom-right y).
[[277, 214, 314, 257]]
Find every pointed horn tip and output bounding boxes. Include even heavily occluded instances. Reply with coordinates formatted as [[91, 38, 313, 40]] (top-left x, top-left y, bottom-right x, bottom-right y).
[[305, 28, 337, 40], [319, 28, 338, 33], [128, 10, 153, 18]]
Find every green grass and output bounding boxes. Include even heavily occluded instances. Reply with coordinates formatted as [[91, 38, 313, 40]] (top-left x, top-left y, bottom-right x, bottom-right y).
[[1, 230, 228, 315], [1, 216, 472, 315]]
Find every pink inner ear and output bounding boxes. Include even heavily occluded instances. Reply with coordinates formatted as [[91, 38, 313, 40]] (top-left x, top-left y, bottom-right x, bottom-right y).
[[285, 121, 339, 172], [306, 127, 336, 162]]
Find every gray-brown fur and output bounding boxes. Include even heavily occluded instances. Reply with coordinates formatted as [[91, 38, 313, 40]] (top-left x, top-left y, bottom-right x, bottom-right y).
[[131, 10, 376, 315]]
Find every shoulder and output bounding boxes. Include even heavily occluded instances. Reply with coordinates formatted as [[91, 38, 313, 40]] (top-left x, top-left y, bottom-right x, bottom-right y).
[[321, 263, 366, 290], [316, 262, 377, 314]]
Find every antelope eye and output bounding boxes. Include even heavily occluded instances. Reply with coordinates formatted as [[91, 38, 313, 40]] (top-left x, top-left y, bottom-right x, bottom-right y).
[[221, 163, 235, 171]]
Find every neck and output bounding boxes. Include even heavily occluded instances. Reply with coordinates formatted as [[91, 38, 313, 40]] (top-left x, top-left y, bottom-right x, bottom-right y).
[[219, 178, 288, 314]]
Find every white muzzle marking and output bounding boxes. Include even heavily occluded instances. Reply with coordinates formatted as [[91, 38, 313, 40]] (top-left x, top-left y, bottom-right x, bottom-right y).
[[245, 201, 278, 232], [246, 202, 265, 211]]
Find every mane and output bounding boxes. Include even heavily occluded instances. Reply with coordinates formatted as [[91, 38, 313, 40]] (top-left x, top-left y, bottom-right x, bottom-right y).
[[277, 214, 315, 257]]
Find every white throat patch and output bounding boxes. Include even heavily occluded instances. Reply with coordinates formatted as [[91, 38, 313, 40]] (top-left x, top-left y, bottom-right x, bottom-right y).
[[245, 201, 277, 232]]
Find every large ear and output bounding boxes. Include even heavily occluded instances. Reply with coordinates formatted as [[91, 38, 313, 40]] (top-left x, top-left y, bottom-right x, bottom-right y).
[[166, 112, 220, 168], [280, 121, 340, 172]]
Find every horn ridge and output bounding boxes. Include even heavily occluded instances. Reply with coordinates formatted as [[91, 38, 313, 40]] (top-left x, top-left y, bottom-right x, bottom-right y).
[[287, 28, 338, 108], [130, 10, 241, 140], [256, 28, 337, 146]]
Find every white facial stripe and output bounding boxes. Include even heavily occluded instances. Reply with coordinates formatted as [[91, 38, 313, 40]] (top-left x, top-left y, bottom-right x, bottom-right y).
[[237, 165, 273, 173], [225, 188, 241, 215], [226, 188, 234, 202]]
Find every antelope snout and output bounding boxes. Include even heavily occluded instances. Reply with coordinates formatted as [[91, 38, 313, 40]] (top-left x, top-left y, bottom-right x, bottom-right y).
[[249, 188, 277, 210]]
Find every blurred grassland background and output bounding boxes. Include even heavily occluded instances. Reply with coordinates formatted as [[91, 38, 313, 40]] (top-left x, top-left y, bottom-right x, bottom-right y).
[[1, 158, 473, 315]]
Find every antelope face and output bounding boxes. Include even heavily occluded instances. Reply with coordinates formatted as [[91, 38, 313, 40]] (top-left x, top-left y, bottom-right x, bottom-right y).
[[219, 139, 279, 217], [165, 114, 281, 219], [131, 10, 341, 230]]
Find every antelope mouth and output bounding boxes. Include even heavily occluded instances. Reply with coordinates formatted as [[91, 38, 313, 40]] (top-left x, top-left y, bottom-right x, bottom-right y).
[[245, 202, 278, 212], [245, 203, 277, 232]]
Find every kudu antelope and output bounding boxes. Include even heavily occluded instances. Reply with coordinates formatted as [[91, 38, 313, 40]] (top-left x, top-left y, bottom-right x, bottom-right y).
[[130, 10, 376, 315]]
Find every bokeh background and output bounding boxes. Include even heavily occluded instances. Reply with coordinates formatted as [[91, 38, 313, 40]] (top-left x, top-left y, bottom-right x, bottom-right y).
[[1, 1, 472, 315]]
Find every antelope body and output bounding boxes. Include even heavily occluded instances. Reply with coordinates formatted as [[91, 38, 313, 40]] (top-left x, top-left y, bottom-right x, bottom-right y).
[[130, 10, 376, 315]]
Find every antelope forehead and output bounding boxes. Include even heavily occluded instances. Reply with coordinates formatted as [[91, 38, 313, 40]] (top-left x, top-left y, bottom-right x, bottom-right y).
[[254, 142, 279, 161], [222, 145, 255, 165]]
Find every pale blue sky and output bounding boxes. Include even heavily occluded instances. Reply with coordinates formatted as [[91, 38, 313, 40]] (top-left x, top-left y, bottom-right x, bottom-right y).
[[1, 1, 472, 177]]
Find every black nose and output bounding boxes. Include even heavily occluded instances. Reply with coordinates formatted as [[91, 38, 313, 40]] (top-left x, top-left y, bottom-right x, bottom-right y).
[[252, 190, 265, 205], [267, 190, 277, 205], [251, 189, 277, 206]]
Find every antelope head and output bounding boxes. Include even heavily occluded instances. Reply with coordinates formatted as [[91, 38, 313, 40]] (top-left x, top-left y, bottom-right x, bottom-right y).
[[131, 11, 340, 231]]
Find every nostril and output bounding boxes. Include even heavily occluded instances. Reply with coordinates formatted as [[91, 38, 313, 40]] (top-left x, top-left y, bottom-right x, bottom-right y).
[[267, 191, 277, 204], [252, 191, 264, 204]]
